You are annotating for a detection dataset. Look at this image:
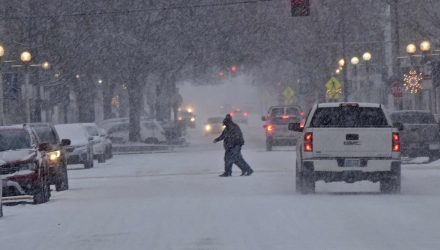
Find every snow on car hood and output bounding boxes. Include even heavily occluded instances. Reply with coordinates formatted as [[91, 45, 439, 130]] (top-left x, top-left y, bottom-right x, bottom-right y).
[[0, 149, 36, 165]]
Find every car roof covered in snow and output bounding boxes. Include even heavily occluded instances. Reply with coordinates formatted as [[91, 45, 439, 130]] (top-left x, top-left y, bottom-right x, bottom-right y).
[[0, 125, 26, 131]]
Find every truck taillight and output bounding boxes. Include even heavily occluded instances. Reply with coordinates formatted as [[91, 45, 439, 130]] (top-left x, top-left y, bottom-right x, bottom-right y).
[[392, 132, 400, 152], [266, 124, 274, 133], [304, 132, 313, 152]]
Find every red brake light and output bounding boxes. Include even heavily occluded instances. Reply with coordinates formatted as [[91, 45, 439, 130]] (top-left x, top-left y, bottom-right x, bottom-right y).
[[300, 122, 305, 129], [230, 112, 234, 117], [267, 124, 274, 132], [282, 115, 289, 120], [300, 112, 305, 116], [392, 132, 400, 152], [243, 112, 248, 117], [304, 132, 313, 152]]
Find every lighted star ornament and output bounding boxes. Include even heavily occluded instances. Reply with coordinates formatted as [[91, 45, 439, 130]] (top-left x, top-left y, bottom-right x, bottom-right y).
[[403, 70, 423, 94]]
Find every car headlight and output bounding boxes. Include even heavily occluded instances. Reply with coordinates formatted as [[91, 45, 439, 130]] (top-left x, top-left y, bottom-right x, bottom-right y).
[[222, 125, 226, 130], [205, 124, 212, 131], [190, 117, 196, 122], [48, 150, 61, 162]]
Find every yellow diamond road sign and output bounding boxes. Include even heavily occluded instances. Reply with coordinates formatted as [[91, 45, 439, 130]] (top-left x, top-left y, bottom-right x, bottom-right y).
[[326, 77, 342, 100], [282, 87, 294, 100]]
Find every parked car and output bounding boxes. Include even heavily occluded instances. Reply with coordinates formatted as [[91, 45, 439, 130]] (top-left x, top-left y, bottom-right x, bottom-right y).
[[291, 102, 401, 194], [99, 128, 113, 159], [55, 124, 94, 169], [389, 110, 440, 161], [262, 105, 304, 151], [82, 123, 107, 163], [28, 123, 71, 191], [0, 125, 51, 204], [100, 118, 167, 144], [204, 117, 225, 136]]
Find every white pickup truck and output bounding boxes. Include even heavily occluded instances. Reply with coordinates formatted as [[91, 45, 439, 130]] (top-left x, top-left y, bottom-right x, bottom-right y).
[[290, 103, 401, 194]]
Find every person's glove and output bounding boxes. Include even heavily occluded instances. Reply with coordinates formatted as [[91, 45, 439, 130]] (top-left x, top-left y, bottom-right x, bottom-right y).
[[213, 138, 218, 143]]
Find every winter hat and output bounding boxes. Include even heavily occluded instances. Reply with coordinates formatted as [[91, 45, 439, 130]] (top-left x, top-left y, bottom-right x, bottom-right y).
[[223, 114, 232, 125]]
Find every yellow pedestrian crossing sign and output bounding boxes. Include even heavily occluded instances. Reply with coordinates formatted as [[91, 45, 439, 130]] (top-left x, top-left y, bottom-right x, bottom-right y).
[[326, 77, 342, 100], [282, 87, 294, 105]]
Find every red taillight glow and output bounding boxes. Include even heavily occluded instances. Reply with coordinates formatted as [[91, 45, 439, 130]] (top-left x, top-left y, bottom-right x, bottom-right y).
[[282, 115, 289, 120], [304, 132, 313, 152], [300, 122, 305, 129], [244, 112, 249, 117], [300, 112, 305, 116], [392, 132, 400, 152], [230, 112, 234, 117]]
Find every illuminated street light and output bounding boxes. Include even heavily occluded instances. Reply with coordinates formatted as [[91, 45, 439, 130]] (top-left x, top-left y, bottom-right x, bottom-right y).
[[0, 45, 4, 57], [97, 79, 103, 85], [362, 52, 372, 62], [335, 69, 341, 75], [75, 74, 80, 79], [20, 51, 32, 63], [406, 43, 417, 55], [338, 58, 345, 67], [351, 56, 359, 65], [41, 61, 50, 70], [420, 40, 431, 53]]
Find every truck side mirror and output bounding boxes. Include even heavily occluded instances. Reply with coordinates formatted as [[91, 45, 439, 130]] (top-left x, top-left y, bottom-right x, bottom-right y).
[[61, 139, 71, 146], [288, 123, 303, 132]]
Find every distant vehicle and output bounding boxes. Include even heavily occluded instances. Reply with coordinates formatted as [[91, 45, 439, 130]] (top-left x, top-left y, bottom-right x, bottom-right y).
[[389, 110, 440, 161], [100, 118, 167, 144], [178, 110, 196, 128], [55, 124, 94, 169], [204, 117, 225, 136], [28, 123, 71, 191], [262, 105, 304, 151], [230, 109, 249, 124], [0, 125, 51, 204], [82, 123, 107, 163], [291, 102, 401, 194]]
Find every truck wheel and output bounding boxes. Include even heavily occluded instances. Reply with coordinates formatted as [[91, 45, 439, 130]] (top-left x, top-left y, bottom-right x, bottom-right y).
[[301, 167, 315, 194], [295, 162, 303, 193], [428, 150, 440, 162], [55, 164, 69, 191], [380, 166, 401, 194], [266, 138, 273, 151], [98, 154, 106, 163]]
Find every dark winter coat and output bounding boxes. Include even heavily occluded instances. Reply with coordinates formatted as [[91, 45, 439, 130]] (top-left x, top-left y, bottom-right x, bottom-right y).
[[214, 119, 245, 150]]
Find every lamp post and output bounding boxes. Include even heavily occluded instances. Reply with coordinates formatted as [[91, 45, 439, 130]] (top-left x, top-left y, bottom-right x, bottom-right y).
[[351, 56, 359, 94], [20, 51, 32, 123], [0, 45, 4, 125], [362, 52, 372, 102]]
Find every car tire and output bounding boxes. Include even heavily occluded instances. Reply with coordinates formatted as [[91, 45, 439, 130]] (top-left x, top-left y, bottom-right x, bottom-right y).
[[301, 166, 315, 194], [266, 138, 273, 151], [55, 163, 69, 191], [380, 166, 401, 194], [98, 154, 106, 163], [106, 147, 113, 159], [84, 159, 94, 169], [295, 162, 303, 193], [428, 150, 440, 162]]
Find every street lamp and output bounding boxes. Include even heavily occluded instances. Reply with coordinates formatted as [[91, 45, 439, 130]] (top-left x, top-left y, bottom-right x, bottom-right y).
[[351, 57, 359, 65], [362, 52, 372, 62], [0, 45, 4, 125], [335, 69, 341, 75], [0, 46, 4, 58], [20, 51, 32, 63], [97, 79, 103, 85], [338, 58, 345, 68], [20, 51, 32, 123], [406, 43, 417, 55], [420, 40, 431, 53], [41, 61, 50, 70]]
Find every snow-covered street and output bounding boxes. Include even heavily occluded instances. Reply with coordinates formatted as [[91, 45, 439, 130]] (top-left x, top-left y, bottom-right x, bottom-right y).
[[2, 123, 440, 250]]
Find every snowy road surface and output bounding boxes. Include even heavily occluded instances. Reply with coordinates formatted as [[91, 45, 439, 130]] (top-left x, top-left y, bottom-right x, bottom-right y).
[[2, 121, 440, 250]]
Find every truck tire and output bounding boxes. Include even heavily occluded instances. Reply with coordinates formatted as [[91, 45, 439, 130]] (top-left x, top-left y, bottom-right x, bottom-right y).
[[55, 164, 69, 191], [295, 162, 303, 193], [428, 150, 440, 162], [380, 165, 401, 194], [266, 138, 273, 151], [301, 164, 315, 194]]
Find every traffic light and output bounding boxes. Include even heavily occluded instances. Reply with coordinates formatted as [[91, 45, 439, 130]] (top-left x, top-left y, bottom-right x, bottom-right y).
[[291, 0, 310, 17]]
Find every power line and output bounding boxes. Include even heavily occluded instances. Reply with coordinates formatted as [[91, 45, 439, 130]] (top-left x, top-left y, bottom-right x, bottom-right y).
[[0, 0, 275, 21]]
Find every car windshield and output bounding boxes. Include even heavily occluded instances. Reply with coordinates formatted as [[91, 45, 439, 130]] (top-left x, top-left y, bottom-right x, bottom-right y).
[[310, 107, 389, 128], [0, 130, 31, 151], [33, 126, 58, 145], [391, 112, 436, 124]]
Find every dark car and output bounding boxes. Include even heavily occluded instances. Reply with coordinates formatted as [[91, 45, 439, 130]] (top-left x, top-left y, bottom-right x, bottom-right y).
[[28, 123, 71, 191], [178, 110, 196, 128], [55, 124, 94, 169], [204, 117, 225, 136], [390, 110, 440, 161], [0, 125, 51, 204], [262, 105, 304, 151], [230, 109, 249, 124]]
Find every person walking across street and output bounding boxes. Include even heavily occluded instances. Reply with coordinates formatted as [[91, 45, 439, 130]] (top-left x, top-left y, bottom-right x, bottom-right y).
[[213, 114, 254, 177]]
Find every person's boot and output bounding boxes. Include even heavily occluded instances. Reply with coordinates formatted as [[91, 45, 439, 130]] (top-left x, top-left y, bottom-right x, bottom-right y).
[[244, 168, 254, 176], [219, 172, 231, 177], [240, 171, 246, 176]]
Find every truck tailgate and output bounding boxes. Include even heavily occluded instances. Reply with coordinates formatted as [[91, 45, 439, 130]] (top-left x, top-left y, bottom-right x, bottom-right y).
[[312, 128, 393, 158]]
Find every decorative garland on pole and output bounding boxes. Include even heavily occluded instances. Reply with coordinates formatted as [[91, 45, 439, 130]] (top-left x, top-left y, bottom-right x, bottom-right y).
[[403, 70, 423, 94]]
